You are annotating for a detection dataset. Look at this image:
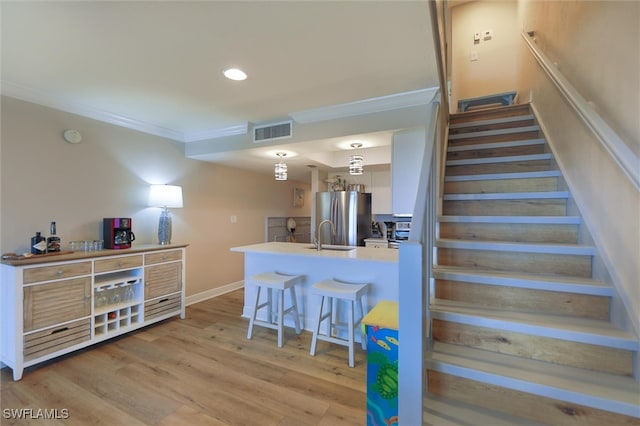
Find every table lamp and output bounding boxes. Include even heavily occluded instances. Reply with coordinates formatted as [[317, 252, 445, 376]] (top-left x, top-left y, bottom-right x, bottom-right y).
[[149, 184, 183, 245]]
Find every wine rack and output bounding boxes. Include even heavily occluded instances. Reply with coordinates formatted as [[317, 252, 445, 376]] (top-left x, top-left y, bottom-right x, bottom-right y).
[[93, 271, 143, 338]]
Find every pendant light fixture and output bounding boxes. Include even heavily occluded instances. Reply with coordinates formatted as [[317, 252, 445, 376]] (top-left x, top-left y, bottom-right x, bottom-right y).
[[349, 143, 364, 175], [275, 152, 288, 181]]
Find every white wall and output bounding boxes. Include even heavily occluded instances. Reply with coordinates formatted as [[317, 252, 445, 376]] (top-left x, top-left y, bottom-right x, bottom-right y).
[[0, 96, 311, 298]]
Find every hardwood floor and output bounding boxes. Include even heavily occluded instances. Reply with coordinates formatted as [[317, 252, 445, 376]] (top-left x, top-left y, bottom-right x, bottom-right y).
[[1, 289, 367, 425]]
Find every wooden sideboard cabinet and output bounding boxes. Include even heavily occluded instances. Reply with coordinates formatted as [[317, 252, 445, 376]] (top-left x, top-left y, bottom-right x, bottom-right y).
[[1, 244, 187, 380]]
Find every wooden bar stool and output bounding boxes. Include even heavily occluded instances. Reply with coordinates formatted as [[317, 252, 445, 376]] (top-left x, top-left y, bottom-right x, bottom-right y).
[[246, 272, 303, 348], [309, 279, 369, 367]]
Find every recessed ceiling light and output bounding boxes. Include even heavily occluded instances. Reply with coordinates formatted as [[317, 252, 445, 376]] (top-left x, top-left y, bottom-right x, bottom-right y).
[[223, 68, 247, 81]]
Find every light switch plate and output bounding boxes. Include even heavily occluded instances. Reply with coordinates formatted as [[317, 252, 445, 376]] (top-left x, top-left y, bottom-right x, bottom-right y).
[[474, 32, 480, 42], [470, 51, 479, 61], [483, 29, 493, 40]]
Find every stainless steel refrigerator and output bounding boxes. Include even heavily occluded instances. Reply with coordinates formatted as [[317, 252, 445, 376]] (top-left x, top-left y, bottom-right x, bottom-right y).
[[315, 191, 372, 246]]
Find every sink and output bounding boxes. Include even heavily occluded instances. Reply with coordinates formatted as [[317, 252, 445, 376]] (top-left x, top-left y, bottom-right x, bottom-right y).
[[307, 244, 356, 251]]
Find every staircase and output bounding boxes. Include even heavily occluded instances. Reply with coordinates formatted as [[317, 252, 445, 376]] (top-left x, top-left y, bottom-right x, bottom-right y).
[[425, 104, 640, 425]]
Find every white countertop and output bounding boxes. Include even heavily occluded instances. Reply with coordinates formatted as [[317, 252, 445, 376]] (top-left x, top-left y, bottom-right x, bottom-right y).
[[230, 242, 398, 263]]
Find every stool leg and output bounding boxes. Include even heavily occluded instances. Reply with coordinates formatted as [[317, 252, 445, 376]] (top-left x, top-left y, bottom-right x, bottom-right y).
[[357, 296, 367, 350], [310, 295, 325, 356], [327, 297, 334, 337], [348, 300, 355, 368], [247, 286, 262, 340], [267, 288, 274, 324], [289, 285, 301, 334], [277, 289, 285, 348]]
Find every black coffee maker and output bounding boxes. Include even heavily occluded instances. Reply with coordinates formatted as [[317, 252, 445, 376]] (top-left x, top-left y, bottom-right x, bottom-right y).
[[103, 218, 135, 249], [384, 221, 395, 240]]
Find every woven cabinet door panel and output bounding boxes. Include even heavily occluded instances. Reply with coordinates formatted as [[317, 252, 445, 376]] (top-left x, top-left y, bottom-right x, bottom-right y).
[[144, 262, 182, 300]]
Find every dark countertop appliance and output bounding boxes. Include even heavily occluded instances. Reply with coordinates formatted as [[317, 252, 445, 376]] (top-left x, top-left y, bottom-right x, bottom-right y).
[[103, 218, 135, 249], [388, 221, 411, 249]]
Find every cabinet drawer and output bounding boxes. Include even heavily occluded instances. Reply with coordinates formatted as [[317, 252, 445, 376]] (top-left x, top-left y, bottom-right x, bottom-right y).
[[94, 255, 143, 273], [24, 318, 91, 361], [145, 250, 182, 265], [144, 294, 181, 321], [23, 261, 92, 284], [145, 263, 182, 300], [23, 277, 91, 332]]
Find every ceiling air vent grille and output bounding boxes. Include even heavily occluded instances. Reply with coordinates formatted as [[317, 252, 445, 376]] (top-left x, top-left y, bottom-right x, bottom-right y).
[[253, 120, 293, 143]]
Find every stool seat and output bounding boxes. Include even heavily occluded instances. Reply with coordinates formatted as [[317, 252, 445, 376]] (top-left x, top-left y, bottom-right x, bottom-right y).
[[246, 272, 303, 348], [249, 272, 300, 289], [312, 279, 368, 300], [309, 279, 369, 367]]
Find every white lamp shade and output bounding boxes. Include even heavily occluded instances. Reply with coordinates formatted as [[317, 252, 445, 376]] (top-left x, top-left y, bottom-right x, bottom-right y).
[[149, 185, 183, 208]]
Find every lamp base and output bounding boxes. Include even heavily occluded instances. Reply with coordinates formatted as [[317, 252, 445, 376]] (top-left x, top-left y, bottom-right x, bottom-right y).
[[158, 208, 172, 245]]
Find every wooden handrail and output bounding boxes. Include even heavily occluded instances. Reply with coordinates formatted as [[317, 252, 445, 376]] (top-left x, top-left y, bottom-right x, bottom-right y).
[[522, 31, 640, 191]]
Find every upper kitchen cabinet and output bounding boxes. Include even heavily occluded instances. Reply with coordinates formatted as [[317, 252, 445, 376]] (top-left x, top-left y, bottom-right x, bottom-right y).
[[370, 170, 391, 215], [391, 127, 426, 216]]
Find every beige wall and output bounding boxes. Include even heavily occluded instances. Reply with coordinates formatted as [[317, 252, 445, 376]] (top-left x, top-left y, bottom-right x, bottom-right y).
[[450, 0, 520, 112], [512, 0, 639, 332], [516, 0, 639, 157], [0, 96, 311, 298]]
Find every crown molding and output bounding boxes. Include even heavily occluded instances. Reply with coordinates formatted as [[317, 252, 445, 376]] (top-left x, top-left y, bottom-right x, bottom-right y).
[[1, 80, 440, 144], [183, 123, 249, 143], [290, 87, 440, 124], [1, 80, 186, 141]]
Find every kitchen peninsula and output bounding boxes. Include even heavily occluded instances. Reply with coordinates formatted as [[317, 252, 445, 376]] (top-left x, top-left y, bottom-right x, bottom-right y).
[[230, 242, 398, 336]]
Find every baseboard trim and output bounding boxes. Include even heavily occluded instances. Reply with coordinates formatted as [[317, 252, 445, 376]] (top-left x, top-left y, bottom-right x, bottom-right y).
[[185, 281, 244, 306]]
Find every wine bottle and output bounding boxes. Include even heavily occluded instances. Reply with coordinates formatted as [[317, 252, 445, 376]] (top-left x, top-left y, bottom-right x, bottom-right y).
[[31, 232, 47, 254], [47, 221, 61, 252]]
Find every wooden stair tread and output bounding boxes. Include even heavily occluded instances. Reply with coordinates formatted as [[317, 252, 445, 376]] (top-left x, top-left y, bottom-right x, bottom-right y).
[[449, 125, 540, 141], [423, 393, 547, 426], [447, 138, 545, 152], [450, 103, 530, 120], [445, 170, 560, 182], [443, 191, 569, 201], [449, 114, 536, 130], [436, 238, 595, 255], [432, 266, 612, 296], [430, 301, 637, 349], [427, 342, 640, 417], [438, 215, 580, 224], [446, 153, 552, 166]]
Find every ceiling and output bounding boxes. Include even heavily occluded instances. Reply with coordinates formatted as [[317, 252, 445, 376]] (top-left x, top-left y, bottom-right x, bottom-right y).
[[1, 1, 439, 182]]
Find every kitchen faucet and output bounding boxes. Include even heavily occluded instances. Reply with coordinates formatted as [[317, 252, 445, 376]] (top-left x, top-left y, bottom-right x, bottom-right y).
[[315, 220, 336, 251]]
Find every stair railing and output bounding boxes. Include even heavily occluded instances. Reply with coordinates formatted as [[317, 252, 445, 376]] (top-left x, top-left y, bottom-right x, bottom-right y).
[[522, 31, 640, 191], [398, 100, 440, 426], [396, 2, 450, 425]]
